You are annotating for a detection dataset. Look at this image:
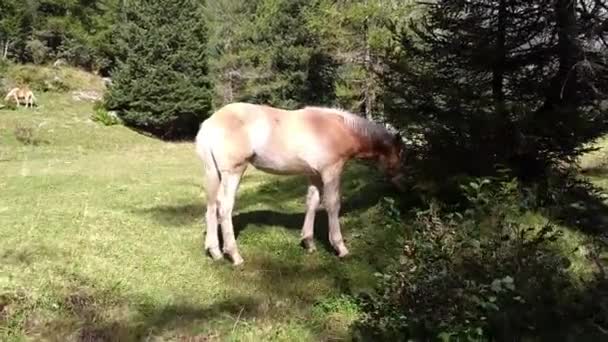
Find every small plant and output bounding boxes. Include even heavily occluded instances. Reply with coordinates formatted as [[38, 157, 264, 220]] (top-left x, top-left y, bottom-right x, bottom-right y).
[[13, 123, 47, 146], [43, 76, 70, 92], [91, 102, 121, 126], [1, 99, 17, 110], [0, 60, 9, 79]]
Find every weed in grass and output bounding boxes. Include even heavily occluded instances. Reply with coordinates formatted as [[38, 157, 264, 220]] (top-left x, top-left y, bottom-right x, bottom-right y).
[[13, 123, 48, 146]]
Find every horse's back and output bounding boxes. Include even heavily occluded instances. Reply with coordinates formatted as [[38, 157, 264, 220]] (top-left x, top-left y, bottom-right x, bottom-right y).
[[197, 102, 359, 174]]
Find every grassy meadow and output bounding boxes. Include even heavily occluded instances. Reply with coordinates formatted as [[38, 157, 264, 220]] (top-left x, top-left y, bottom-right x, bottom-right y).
[[0, 68, 404, 341], [1, 67, 607, 341]]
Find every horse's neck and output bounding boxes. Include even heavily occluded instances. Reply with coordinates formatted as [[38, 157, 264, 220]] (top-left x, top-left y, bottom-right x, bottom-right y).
[[351, 132, 384, 160], [302, 106, 388, 160]]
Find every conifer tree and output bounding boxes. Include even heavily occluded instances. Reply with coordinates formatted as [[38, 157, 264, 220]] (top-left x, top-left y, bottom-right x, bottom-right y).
[[383, 0, 608, 176], [104, 0, 213, 139]]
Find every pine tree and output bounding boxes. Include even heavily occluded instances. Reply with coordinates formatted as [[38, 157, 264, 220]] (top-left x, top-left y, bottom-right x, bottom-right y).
[[382, 0, 608, 176], [306, 0, 416, 118], [205, 0, 336, 109], [104, 0, 213, 139]]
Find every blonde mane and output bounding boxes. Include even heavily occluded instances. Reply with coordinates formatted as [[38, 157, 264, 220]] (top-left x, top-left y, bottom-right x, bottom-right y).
[[303, 106, 394, 144]]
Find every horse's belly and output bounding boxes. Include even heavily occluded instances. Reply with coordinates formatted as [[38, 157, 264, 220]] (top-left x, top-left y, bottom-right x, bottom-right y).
[[249, 153, 314, 175]]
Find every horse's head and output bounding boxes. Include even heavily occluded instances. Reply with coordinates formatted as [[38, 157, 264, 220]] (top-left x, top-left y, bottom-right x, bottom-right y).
[[378, 133, 407, 189]]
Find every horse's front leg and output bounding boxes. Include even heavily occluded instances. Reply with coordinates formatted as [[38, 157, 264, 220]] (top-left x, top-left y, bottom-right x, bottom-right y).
[[322, 166, 349, 258], [301, 176, 322, 253]]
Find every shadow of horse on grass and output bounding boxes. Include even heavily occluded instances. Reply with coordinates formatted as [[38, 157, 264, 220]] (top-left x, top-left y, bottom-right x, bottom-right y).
[[136, 167, 403, 255]]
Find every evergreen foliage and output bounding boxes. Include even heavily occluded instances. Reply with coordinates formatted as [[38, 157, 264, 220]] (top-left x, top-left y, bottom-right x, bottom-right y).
[[0, 0, 117, 72], [205, 0, 335, 110], [381, 0, 608, 178], [103, 0, 213, 139]]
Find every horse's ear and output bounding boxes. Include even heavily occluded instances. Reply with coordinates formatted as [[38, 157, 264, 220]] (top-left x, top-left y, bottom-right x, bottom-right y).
[[393, 132, 406, 159]]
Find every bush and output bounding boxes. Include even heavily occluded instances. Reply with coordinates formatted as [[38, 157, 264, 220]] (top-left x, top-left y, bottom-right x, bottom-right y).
[[25, 39, 50, 65], [104, 0, 213, 140], [13, 123, 48, 146], [58, 37, 96, 71], [7, 64, 70, 92], [1, 100, 17, 111], [354, 174, 607, 341], [91, 101, 121, 126], [0, 59, 9, 76]]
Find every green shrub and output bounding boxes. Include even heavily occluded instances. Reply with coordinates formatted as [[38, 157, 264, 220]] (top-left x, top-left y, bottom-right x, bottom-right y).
[[91, 101, 121, 126], [13, 123, 48, 146], [25, 39, 50, 65], [104, 0, 213, 140], [1, 101, 17, 111], [7, 64, 70, 92], [0, 59, 9, 75], [354, 174, 606, 341]]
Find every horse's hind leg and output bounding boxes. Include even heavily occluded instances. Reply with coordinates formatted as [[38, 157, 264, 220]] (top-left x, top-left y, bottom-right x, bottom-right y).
[[197, 132, 223, 260], [301, 175, 322, 252], [218, 166, 246, 265], [203, 167, 223, 260]]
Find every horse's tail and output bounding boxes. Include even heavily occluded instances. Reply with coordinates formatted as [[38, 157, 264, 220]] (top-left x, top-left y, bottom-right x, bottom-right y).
[[195, 120, 221, 204], [4, 88, 15, 101]]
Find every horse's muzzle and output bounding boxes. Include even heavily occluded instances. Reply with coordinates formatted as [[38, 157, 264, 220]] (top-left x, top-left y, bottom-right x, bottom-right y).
[[389, 173, 407, 191]]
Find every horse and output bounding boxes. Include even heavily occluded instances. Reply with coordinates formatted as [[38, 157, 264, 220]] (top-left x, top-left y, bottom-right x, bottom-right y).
[[4, 86, 36, 108], [195, 102, 406, 266]]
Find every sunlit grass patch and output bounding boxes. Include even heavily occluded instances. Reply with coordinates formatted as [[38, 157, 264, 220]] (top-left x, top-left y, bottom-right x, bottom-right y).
[[0, 86, 399, 340]]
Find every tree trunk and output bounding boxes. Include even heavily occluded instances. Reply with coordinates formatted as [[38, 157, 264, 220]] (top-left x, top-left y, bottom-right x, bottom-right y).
[[1, 39, 9, 59], [541, 0, 582, 111], [363, 16, 374, 120], [492, 0, 507, 109], [518, 0, 582, 175]]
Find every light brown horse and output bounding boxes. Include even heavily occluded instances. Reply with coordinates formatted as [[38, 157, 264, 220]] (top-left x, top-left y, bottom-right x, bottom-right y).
[[4, 86, 36, 108], [195, 102, 405, 265]]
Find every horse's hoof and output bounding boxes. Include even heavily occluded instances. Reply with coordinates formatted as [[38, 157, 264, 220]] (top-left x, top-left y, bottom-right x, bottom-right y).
[[207, 247, 223, 260], [336, 245, 350, 258], [224, 249, 244, 266], [338, 251, 350, 258], [301, 238, 316, 253], [231, 255, 244, 266]]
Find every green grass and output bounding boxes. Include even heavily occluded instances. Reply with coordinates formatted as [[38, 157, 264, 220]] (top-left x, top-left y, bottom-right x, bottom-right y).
[[0, 90, 403, 341], [2, 72, 607, 340]]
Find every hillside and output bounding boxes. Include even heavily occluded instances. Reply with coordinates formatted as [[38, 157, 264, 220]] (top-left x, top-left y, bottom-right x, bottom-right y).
[[0, 67, 402, 341]]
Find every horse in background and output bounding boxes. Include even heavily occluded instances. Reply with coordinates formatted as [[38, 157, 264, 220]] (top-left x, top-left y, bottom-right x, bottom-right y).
[[195, 102, 406, 266], [4, 85, 36, 108]]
